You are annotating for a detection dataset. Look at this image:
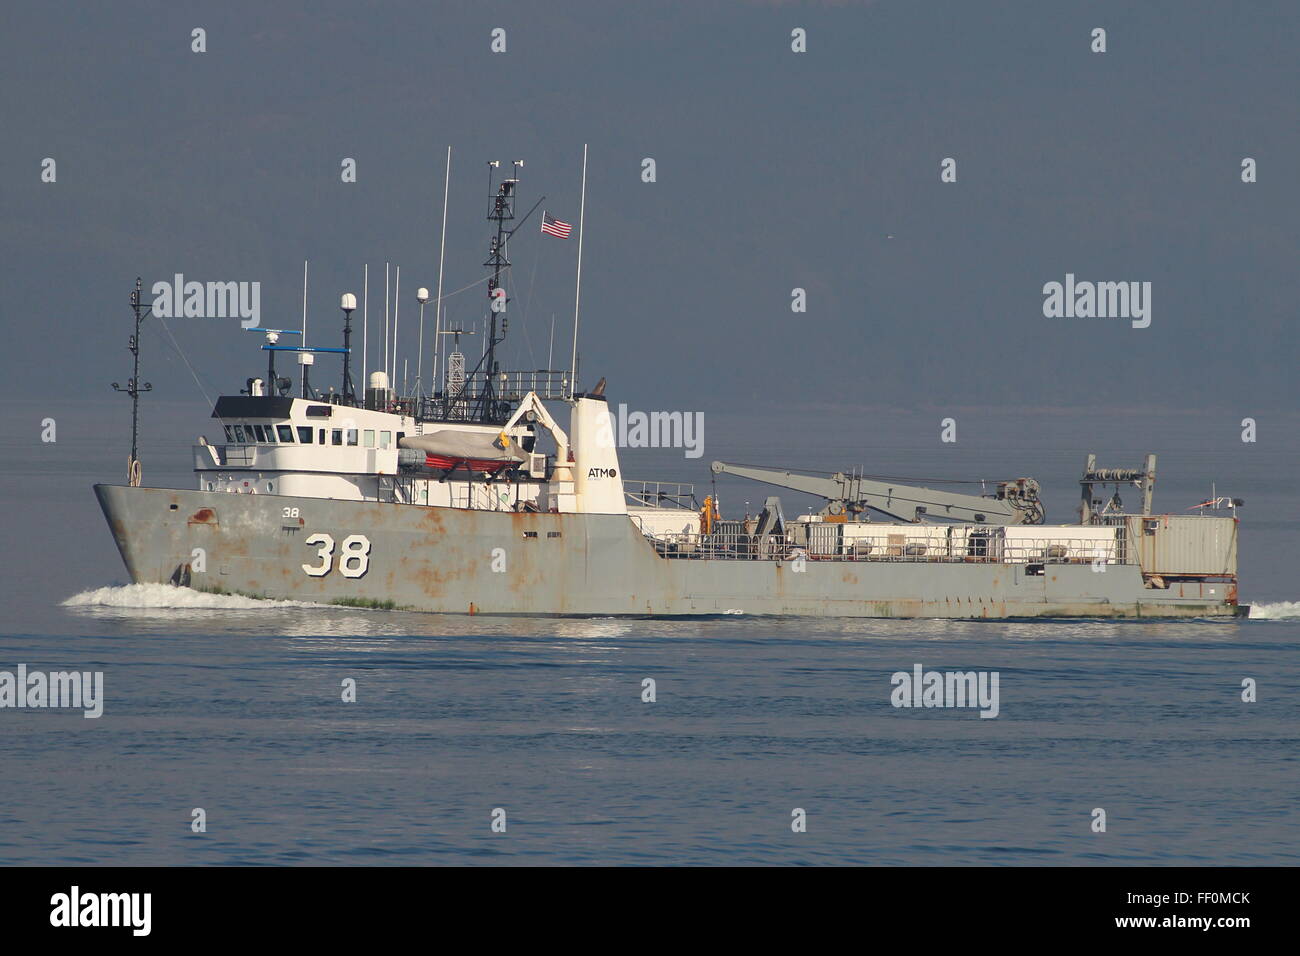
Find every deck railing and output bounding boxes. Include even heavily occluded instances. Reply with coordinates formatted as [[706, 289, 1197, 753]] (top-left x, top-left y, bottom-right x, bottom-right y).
[[414, 371, 571, 421], [648, 530, 1126, 565], [624, 479, 697, 510]]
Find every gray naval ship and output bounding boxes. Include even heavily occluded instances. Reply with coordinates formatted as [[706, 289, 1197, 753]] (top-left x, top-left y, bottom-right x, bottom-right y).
[[95, 167, 1245, 619]]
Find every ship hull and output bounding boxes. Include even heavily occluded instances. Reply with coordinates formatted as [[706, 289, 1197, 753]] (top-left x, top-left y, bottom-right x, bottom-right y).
[[94, 485, 1244, 619]]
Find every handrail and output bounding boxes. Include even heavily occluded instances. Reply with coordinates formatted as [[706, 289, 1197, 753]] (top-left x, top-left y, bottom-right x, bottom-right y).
[[624, 479, 697, 510], [647, 530, 1126, 564]]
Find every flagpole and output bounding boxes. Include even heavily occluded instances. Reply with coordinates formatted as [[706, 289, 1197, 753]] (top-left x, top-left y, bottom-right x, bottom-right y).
[[393, 265, 401, 387], [434, 146, 451, 399], [384, 262, 390, 384], [569, 143, 587, 399], [548, 313, 556, 372], [362, 263, 369, 401], [300, 259, 308, 397]]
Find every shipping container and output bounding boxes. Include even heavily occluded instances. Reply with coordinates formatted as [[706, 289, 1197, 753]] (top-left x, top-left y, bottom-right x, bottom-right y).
[[1124, 515, 1237, 576]]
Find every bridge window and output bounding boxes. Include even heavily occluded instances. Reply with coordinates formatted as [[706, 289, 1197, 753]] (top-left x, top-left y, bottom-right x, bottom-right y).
[[331, 429, 343, 446], [223, 425, 234, 442], [363, 429, 375, 448], [297, 426, 312, 444], [233, 424, 247, 443], [277, 425, 294, 442], [346, 429, 358, 446], [380, 431, 391, 449]]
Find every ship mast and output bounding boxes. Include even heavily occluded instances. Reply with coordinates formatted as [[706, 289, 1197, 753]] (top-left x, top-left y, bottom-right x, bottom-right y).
[[425, 157, 544, 424], [476, 160, 521, 420], [110, 277, 152, 486]]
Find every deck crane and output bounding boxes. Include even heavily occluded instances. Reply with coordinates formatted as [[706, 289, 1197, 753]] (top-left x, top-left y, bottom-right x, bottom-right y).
[[709, 461, 1045, 525]]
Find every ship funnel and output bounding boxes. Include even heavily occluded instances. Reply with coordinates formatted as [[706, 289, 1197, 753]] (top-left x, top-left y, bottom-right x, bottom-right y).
[[570, 390, 626, 514]]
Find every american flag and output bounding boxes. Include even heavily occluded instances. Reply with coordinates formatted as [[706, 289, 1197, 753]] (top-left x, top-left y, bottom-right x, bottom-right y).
[[540, 212, 572, 239]]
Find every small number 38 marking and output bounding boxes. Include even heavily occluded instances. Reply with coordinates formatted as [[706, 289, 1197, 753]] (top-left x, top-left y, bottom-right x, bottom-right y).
[[302, 532, 371, 578]]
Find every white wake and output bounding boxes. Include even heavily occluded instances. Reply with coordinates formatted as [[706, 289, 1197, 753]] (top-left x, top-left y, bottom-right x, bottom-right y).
[[1248, 601, 1300, 620], [63, 583, 323, 611]]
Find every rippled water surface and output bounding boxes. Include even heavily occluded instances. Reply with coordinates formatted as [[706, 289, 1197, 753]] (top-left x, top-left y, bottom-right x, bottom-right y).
[[0, 591, 1294, 865]]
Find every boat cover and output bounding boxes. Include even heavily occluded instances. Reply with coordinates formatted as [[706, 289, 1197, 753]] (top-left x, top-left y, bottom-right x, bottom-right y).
[[399, 429, 525, 471]]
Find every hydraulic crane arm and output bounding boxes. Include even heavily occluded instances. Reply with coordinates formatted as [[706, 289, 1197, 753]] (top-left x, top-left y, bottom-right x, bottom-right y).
[[496, 391, 570, 464], [710, 461, 1044, 525]]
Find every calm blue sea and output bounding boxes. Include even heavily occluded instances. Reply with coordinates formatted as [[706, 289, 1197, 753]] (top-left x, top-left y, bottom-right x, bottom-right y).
[[1, 400, 1296, 865]]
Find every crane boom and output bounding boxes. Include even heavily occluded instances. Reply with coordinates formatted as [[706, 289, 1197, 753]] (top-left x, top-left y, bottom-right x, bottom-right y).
[[496, 390, 570, 465], [709, 461, 1044, 525]]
